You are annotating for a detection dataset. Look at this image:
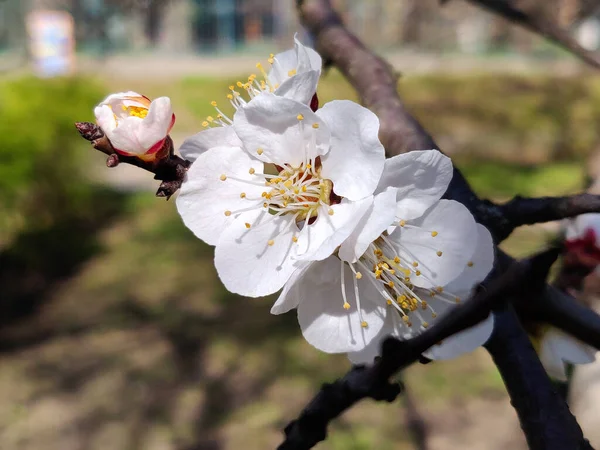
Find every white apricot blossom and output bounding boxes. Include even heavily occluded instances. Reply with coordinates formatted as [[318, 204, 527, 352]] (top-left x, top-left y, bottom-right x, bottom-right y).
[[94, 91, 175, 161], [176, 94, 385, 297], [537, 328, 596, 381], [199, 35, 322, 129], [272, 151, 495, 360]]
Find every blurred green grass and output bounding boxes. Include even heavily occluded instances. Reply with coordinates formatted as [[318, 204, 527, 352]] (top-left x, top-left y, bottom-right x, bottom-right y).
[[0, 71, 590, 449]]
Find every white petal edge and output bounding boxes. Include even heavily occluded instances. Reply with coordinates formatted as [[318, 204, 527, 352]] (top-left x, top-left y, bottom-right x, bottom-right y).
[[338, 188, 398, 263], [233, 93, 329, 166], [176, 146, 264, 246], [378, 150, 454, 220], [214, 210, 302, 297], [179, 126, 242, 163], [297, 256, 388, 354], [318, 100, 385, 201]]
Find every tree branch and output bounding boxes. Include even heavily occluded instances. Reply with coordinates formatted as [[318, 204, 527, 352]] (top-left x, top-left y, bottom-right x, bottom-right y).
[[75, 122, 190, 199], [278, 248, 556, 450], [493, 193, 600, 241], [452, 0, 600, 70], [485, 306, 593, 450]]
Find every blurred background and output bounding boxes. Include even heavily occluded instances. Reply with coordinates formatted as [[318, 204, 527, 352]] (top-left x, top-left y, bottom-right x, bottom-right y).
[[2, 0, 600, 449]]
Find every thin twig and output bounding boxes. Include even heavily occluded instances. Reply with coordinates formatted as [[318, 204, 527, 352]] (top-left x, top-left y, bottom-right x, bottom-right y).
[[278, 249, 554, 450], [453, 0, 600, 70], [75, 122, 190, 199]]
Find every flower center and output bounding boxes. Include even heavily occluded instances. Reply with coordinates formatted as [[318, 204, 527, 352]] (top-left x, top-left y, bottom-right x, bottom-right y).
[[339, 226, 468, 333], [123, 105, 148, 119], [261, 160, 333, 221]]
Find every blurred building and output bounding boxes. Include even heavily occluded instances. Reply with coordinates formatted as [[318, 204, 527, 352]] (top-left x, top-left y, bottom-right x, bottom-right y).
[[0, 0, 599, 56]]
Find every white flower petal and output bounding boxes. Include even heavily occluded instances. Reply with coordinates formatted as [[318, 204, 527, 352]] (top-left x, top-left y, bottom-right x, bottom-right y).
[[390, 199, 478, 288], [296, 197, 373, 261], [214, 210, 301, 297], [378, 151, 454, 220], [137, 96, 173, 150], [270, 262, 313, 315], [543, 328, 596, 367], [267, 35, 322, 87], [297, 257, 387, 354], [444, 224, 495, 295], [338, 188, 398, 263], [566, 213, 600, 240], [100, 91, 144, 105], [179, 126, 242, 163], [176, 146, 264, 246], [318, 100, 385, 200], [94, 104, 117, 135], [274, 70, 320, 105], [108, 116, 147, 154], [233, 93, 329, 166], [347, 312, 399, 364], [422, 312, 494, 360]]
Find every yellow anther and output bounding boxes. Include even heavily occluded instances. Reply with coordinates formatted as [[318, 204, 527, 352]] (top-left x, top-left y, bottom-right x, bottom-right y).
[[236, 81, 244, 88], [467, 261, 474, 267], [211, 101, 217, 107], [415, 270, 421, 276], [257, 148, 264, 155], [412, 261, 418, 267], [305, 164, 312, 169], [256, 62, 263, 69], [229, 85, 235, 90], [220, 174, 227, 181], [431, 313, 438, 319], [402, 302, 409, 309], [374, 270, 383, 279], [263, 202, 268, 208], [382, 263, 390, 270], [121, 104, 127, 111], [269, 53, 274, 58], [422, 322, 429, 328], [227, 94, 233, 100], [224, 210, 232, 216], [207, 116, 214, 122], [328, 209, 334, 216], [312, 123, 319, 129], [240, 192, 246, 198], [293, 188, 299, 194], [284, 179, 293, 188], [288, 69, 297, 76], [436, 251, 443, 257], [217, 114, 223, 119], [455, 296, 461, 304], [431, 231, 438, 237], [355, 272, 363, 279], [302, 186, 307, 192], [387, 281, 395, 288], [343, 302, 351, 310], [421, 300, 428, 308], [436, 286, 443, 293], [399, 220, 406, 227], [245, 223, 251, 229], [267, 58, 274, 64], [202, 121, 209, 127], [297, 114, 304, 121], [360, 321, 369, 328], [249, 168, 256, 175], [267, 239, 275, 246], [402, 316, 410, 323], [386, 299, 393, 305], [393, 256, 400, 264], [292, 236, 298, 243]]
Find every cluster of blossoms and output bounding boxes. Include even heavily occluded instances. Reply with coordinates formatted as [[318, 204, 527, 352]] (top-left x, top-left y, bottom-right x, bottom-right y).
[[92, 37, 600, 370], [172, 38, 496, 362], [527, 214, 600, 381]]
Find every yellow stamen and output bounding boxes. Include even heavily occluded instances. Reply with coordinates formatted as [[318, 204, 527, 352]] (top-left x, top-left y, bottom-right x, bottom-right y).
[[224, 210, 232, 216], [267, 239, 275, 246], [343, 302, 351, 310], [245, 223, 251, 229], [431, 231, 438, 237], [220, 174, 227, 181]]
